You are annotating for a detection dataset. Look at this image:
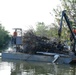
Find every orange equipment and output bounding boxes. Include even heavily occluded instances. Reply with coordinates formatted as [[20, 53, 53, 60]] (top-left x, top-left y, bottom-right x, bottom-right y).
[[72, 29, 76, 34]]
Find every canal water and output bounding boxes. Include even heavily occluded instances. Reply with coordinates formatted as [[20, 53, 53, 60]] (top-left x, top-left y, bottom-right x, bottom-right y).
[[0, 43, 76, 75], [0, 57, 76, 75]]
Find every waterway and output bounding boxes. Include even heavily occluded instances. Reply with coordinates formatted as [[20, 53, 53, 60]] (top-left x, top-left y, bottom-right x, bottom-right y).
[[0, 56, 76, 75], [0, 42, 76, 75]]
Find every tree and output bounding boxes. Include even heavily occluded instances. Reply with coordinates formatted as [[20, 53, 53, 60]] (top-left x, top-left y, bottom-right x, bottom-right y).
[[34, 22, 59, 40], [35, 22, 48, 37], [51, 0, 76, 41], [0, 24, 10, 48]]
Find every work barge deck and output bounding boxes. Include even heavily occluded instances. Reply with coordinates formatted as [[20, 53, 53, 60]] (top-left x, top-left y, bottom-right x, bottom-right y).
[[2, 48, 76, 64]]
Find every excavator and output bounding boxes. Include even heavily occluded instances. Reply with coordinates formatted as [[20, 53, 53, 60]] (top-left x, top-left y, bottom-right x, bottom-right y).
[[58, 10, 76, 55]]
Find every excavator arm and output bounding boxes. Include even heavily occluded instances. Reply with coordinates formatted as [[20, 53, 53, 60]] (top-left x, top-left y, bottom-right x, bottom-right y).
[[58, 10, 76, 54]]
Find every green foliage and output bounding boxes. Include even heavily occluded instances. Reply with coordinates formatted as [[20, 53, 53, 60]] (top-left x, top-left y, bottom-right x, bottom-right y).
[[51, 0, 76, 41], [35, 22, 58, 39], [61, 0, 76, 27], [0, 24, 10, 48], [35, 22, 48, 37], [47, 23, 58, 38]]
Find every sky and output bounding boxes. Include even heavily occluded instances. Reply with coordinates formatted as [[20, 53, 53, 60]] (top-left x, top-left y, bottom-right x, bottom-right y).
[[0, 0, 60, 33]]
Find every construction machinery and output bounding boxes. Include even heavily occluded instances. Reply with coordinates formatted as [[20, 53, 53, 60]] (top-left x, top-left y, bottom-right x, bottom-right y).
[[58, 10, 76, 55]]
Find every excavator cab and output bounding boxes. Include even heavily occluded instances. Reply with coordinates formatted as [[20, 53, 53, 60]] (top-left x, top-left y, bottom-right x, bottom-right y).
[[12, 28, 22, 45]]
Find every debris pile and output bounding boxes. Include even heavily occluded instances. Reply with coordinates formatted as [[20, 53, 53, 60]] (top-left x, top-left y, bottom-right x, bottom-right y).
[[21, 30, 69, 54]]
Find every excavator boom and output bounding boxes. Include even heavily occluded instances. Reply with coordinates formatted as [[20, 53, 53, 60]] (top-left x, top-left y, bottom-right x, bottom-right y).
[[58, 10, 76, 54]]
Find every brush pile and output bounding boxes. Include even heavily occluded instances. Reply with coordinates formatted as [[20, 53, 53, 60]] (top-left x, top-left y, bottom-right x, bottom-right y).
[[21, 30, 69, 54]]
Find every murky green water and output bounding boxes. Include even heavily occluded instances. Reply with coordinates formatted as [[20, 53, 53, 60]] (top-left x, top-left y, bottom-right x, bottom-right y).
[[0, 57, 76, 75], [0, 43, 76, 75]]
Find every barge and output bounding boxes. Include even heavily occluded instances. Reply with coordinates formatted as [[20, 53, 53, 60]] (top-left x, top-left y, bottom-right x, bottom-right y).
[[2, 10, 76, 64]]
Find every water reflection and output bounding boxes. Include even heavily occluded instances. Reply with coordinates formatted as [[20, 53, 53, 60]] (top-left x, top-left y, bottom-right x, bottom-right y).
[[0, 59, 76, 75]]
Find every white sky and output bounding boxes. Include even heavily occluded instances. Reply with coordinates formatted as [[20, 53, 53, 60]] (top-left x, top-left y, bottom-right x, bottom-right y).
[[0, 0, 60, 33]]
